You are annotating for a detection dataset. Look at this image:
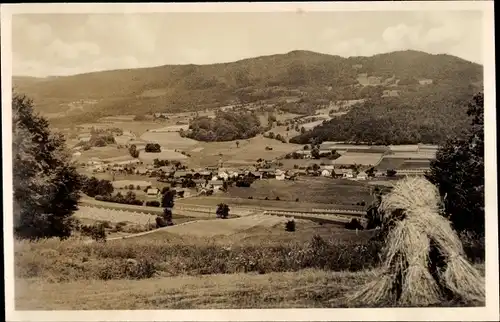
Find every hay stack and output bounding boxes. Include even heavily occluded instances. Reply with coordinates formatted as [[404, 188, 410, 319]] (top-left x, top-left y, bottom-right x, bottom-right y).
[[348, 176, 485, 306]]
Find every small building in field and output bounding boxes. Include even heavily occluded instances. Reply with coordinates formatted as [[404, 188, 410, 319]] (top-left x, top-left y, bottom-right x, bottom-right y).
[[173, 171, 189, 179], [248, 171, 262, 179], [275, 170, 286, 180], [135, 167, 148, 175], [321, 169, 332, 177], [334, 169, 354, 178], [356, 172, 368, 180], [211, 180, 224, 191], [218, 171, 229, 181], [147, 188, 159, 196]]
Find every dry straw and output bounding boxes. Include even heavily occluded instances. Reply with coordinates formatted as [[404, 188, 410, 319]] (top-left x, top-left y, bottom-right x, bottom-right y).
[[347, 176, 485, 306]]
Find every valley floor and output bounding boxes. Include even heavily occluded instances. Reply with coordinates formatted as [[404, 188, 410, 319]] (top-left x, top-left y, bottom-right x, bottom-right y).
[[16, 269, 372, 310]]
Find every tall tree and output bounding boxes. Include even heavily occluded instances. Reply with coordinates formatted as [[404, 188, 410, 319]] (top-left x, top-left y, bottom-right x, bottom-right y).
[[12, 94, 82, 240], [427, 92, 485, 236], [161, 188, 176, 225], [128, 144, 139, 158]]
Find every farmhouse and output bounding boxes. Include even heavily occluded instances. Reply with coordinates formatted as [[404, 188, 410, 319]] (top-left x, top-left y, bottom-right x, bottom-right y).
[[174, 171, 189, 179], [147, 188, 160, 196], [217, 171, 229, 181], [321, 169, 332, 177], [248, 171, 262, 179], [333, 169, 354, 178], [135, 167, 149, 175], [211, 180, 224, 191], [356, 172, 368, 180], [258, 168, 277, 179], [275, 169, 286, 181]]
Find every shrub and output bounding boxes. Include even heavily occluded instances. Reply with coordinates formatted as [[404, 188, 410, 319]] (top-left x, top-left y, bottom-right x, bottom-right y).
[[275, 196, 280, 201], [155, 216, 167, 228], [216, 203, 230, 219], [146, 201, 161, 207], [80, 223, 107, 242], [285, 220, 296, 232], [345, 219, 364, 230]]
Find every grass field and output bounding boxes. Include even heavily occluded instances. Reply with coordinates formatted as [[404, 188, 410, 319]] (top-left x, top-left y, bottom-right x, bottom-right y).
[[139, 150, 188, 162], [140, 132, 198, 149], [186, 135, 302, 168], [15, 269, 374, 309], [225, 177, 373, 206], [176, 197, 367, 212], [78, 146, 130, 161], [279, 158, 333, 169]]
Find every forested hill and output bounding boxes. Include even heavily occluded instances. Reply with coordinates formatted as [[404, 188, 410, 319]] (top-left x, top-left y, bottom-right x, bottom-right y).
[[289, 83, 481, 145], [13, 49, 482, 128]]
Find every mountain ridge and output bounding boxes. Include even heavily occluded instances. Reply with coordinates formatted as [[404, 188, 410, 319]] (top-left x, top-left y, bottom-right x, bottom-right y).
[[12, 49, 483, 129], [13, 49, 481, 79]]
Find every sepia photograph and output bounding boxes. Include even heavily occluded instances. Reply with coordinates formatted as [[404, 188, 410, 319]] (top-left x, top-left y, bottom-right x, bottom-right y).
[[2, 1, 498, 321]]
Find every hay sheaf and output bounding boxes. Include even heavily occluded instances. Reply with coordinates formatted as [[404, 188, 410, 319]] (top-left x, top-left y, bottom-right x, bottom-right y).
[[348, 176, 485, 307]]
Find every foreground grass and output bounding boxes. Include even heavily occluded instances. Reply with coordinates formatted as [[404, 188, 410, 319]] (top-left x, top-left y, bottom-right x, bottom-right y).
[[14, 269, 374, 310], [15, 265, 485, 310], [14, 226, 380, 282]]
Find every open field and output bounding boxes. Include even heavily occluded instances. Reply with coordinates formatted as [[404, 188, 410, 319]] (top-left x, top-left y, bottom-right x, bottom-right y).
[[99, 115, 137, 122], [15, 269, 374, 310], [139, 150, 188, 162], [279, 158, 333, 169], [140, 132, 198, 149], [332, 152, 385, 167], [176, 196, 368, 213], [112, 180, 152, 189], [225, 177, 373, 205], [77, 146, 130, 161], [187, 135, 302, 168], [302, 120, 326, 130], [160, 214, 310, 238]]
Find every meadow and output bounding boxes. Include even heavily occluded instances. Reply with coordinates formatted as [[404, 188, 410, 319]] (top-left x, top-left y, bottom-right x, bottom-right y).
[[225, 177, 373, 206], [14, 213, 484, 309]]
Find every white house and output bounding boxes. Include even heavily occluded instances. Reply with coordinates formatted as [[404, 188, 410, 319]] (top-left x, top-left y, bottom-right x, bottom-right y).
[[343, 170, 354, 179], [321, 169, 331, 177], [356, 172, 368, 180], [147, 188, 159, 196], [275, 172, 286, 180], [211, 180, 224, 191], [211, 175, 219, 181], [72, 151, 82, 157], [218, 171, 229, 181]]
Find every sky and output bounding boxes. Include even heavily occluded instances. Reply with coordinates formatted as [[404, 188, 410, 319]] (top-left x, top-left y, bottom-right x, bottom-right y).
[[12, 10, 484, 77]]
